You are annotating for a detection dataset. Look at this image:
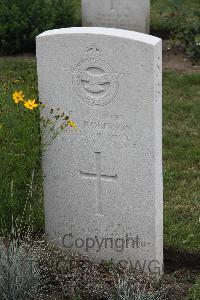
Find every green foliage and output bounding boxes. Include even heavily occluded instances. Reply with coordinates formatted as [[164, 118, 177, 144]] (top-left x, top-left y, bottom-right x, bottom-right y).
[[0, 57, 44, 233], [170, 0, 182, 9], [187, 276, 200, 300], [0, 0, 79, 54], [0, 57, 75, 234], [168, 2, 200, 61], [151, 0, 200, 60]]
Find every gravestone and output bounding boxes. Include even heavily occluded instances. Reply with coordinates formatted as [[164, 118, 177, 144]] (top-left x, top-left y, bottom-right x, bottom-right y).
[[36, 27, 163, 274], [82, 0, 150, 33]]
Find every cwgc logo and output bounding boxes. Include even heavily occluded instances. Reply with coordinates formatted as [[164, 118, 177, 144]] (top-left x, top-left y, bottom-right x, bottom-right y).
[[72, 46, 119, 106]]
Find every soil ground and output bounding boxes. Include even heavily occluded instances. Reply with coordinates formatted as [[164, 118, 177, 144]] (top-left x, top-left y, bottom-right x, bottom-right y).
[[163, 41, 200, 74]]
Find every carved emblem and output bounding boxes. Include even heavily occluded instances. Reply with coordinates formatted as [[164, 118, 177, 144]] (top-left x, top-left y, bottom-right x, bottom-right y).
[[72, 46, 119, 106]]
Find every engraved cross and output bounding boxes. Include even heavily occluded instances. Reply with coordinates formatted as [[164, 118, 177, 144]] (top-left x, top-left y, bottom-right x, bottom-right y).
[[110, 0, 117, 12], [80, 152, 117, 215]]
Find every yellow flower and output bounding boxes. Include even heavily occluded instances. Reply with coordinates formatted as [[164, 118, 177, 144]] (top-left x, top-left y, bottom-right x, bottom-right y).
[[24, 99, 39, 110], [67, 119, 78, 130], [12, 91, 24, 104]]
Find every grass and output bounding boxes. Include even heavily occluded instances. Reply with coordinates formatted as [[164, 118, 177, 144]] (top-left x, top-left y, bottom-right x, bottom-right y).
[[0, 57, 199, 254], [0, 57, 44, 233], [187, 276, 200, 300], [163, 72, 200, 253], [150, 0, 200, 35]]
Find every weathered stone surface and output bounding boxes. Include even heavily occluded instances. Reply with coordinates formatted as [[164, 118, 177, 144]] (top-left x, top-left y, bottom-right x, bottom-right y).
[[36, 27, 163, 274], [82, 0, 150, 33]]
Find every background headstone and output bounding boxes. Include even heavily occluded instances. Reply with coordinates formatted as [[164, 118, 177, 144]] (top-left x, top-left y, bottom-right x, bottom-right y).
[[36, 27, 162, 273], [82, 0, 150, 33]]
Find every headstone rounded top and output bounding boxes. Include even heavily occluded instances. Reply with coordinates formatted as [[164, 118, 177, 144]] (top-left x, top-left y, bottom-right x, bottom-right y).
[[37, 27, 161, 46], [81, 0, 150, 34], [36, 24, 163, 273]]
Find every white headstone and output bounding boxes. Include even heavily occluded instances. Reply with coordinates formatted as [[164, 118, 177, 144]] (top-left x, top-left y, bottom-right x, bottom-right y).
[[82, 0, 150, 33], [36, 27, 163, 274]]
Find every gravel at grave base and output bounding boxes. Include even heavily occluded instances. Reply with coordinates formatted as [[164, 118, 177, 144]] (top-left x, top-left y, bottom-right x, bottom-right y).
[[31, 239, 197, 300]]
